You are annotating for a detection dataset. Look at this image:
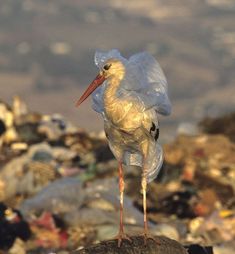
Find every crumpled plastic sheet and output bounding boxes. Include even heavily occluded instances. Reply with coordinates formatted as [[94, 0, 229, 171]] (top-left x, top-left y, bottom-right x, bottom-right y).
[[20, 177, 84, 217]]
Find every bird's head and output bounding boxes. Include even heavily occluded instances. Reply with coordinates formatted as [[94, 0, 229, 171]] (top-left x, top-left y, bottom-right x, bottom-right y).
[[101, 59, 125, 80], [76, 59, 125, 107]]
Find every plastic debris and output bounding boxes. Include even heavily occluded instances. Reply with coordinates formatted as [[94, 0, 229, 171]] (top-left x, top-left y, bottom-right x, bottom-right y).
[[0, 97, 234, 253], [0, 202, 31, 250], [20, 177, 84, 216]]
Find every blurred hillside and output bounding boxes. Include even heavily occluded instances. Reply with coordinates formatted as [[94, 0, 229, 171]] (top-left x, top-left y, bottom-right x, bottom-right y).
[[0, 0, 235, 140]]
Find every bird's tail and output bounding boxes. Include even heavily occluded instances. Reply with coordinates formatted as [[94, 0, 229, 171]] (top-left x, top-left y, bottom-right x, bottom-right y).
[[146, 143, 163, 183]]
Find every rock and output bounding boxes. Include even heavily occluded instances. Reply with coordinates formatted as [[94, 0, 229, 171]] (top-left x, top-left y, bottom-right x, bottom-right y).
[[76, 235, 187, 254]]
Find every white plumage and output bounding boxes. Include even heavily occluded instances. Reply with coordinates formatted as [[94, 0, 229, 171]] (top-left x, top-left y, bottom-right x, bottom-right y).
[[92, 49, 171, 182]]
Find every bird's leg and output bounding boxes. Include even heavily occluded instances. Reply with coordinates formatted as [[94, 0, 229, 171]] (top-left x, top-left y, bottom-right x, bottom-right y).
[[142, 176, 148, 235], [140, 142, 151, 240], [114, 162, 132, 247], [141, 175, 151, 244], [141, 175, 160, 245], [140, 140, 161, 246], [118, 162, 125, 235]]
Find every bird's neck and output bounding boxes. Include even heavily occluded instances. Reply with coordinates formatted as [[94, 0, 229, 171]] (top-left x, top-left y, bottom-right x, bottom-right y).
[[103, 75, 135, 127], [103, 77, 121, 106]]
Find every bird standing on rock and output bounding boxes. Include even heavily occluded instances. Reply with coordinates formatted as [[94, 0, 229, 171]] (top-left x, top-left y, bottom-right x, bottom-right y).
[[76, 49, 171, 246]]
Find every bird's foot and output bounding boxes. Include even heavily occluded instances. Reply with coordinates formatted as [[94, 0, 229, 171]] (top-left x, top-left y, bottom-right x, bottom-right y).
[[113, 231, 132, 247], [141, 231, 161, 246]]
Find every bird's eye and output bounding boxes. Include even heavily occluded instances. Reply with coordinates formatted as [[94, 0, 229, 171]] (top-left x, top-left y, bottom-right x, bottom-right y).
[[103, 64, 111, 71]]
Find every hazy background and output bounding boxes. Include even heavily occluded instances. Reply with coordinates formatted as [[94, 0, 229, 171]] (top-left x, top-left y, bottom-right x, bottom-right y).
[[0, 0, 235, 141]]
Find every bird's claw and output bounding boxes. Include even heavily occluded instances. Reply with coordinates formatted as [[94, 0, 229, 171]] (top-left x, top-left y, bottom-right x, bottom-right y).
[[141, 231, 161, 246], [114, 231, 132, 247]]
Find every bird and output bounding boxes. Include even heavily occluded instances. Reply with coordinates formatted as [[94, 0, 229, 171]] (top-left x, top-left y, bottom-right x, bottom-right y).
[[76, 49, 171, 246]]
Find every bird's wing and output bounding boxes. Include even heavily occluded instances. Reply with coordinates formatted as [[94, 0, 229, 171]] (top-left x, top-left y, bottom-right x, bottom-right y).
[[119, 52, 171, 115], [92, 50, 171, 116]]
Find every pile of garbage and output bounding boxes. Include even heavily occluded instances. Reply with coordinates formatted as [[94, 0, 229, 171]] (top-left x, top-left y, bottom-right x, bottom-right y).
[[0, 97, 234, 254]]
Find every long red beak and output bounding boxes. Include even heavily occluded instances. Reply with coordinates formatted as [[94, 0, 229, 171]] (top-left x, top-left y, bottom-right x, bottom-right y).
[[76, 73, 105, 107]]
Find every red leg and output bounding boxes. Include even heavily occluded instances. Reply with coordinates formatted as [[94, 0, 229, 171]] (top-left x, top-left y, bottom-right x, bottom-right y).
[[141, 176, 160, 245], [140, 141, 160, 246], [114, 162, 131, 247], [119, 162, 124, 234], [140, 143, 151, 241]]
